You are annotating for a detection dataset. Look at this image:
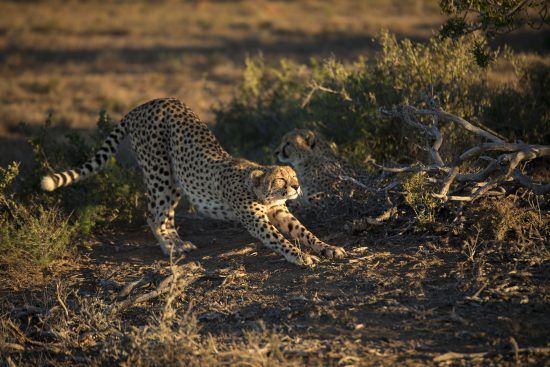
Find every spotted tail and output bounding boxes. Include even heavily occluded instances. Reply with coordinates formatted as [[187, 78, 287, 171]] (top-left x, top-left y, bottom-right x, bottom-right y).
[[40, 120, 128, 191]]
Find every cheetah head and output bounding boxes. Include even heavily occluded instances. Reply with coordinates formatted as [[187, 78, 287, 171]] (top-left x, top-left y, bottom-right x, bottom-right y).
[[249, 165, 301, 204], [274, 129, 327, 167]]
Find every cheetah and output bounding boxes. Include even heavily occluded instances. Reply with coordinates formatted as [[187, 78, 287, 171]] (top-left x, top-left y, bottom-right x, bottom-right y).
[[41, 99, 346, 266], [274, 129, 367, 205]]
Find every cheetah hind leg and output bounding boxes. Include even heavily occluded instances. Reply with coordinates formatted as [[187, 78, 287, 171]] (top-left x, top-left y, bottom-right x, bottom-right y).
[[147, 185, 196, 256]]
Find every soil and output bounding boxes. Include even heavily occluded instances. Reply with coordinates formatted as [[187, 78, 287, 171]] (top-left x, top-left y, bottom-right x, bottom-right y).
[[5, 208, 547, 366]]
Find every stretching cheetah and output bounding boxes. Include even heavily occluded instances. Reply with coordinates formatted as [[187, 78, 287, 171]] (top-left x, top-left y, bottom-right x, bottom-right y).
[[41, 99, 346, 266]]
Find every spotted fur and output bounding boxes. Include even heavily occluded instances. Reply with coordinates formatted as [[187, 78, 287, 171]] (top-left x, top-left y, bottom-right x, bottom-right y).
[[41, 99, 346, 266], [274, 129, 364, 205]]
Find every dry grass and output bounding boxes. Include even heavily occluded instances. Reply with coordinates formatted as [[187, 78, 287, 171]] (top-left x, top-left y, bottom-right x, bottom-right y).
[[0, 0, 443, 135]]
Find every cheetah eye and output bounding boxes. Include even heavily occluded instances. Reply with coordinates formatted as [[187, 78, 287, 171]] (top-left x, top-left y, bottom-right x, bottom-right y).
[[274, 178, 286, 187], [283, 143, 291, 156]]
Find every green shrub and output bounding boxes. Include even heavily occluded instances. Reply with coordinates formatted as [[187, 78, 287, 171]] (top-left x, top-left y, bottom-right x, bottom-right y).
[[0, 163, 75, 273], [402, 172, 439, 226], [20, 110, 146, 234], [482, 62, 550, 144], [1, 111, 146, 282], [213, 32, 548, 167]]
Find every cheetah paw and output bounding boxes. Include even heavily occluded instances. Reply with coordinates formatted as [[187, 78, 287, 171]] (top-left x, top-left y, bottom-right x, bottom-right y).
[[295, 253, 321, 267], [173, 239, 197, 253], [321, 245, 347, 259], [162, 239, 197, 256]]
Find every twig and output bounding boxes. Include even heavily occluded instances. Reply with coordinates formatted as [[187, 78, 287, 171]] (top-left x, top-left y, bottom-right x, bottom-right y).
[[4, 319, 63, 352], [345, 207, 397, 232], [433, 346, 550, 363], [509, 336, 520, 366], [373, 162, 445, 174], [336, 174, 369, 189], [301, 81, 343, 108], [56, 281, 69, 319], [466, 282, 488, 301], [108, 262, 204, 315], [5, 356, 17, 367], [433, 351, 489, 362]]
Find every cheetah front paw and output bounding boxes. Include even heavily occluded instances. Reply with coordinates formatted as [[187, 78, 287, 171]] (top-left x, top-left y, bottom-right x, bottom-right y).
[[161, 239, 197, 256], [173, 239, 197, 253], [320, 245, 347, 259], [294, 252, 321, 267]]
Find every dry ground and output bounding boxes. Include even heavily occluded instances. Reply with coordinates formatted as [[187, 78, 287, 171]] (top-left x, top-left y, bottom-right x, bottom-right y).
[[1, 1, 549, 366], [2, 205, 549, 366]]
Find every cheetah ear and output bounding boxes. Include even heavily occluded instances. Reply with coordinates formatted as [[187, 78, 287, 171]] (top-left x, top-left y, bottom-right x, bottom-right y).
[[305, 131, 316, 149], [249, 170, 265, 189]]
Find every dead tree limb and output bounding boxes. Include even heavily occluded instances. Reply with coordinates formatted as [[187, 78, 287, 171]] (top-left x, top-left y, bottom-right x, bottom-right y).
[[107, 262, 204, 315], [379, 98, 549, 201], [433, 347, 550, 363]]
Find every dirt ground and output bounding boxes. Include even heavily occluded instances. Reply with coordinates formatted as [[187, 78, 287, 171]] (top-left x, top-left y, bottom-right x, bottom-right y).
[[3, 201, 549, 366], [1, 1, 549, 366], [95, 213, 550, 365]]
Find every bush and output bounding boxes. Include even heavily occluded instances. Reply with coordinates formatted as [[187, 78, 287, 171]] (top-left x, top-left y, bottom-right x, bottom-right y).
[[213, 32, 549, 167], [402, 172, 439, 226], [20, 110, 146, 234], [0, 163, 75, 278], [483, 62, 550, 144], [0, 111, 146, 284]]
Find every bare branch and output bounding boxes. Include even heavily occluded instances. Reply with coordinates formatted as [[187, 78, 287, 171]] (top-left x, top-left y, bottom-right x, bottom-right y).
[[301, 81, 346, 108], [108, 262, 204, 315], [512, 170, 550, 195], [413, 107, 503, 143], [380, 98, 549, 201]]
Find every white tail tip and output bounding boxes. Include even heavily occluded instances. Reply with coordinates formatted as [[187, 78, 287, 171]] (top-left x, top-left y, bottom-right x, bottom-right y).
[[41, 176, 56, 191]]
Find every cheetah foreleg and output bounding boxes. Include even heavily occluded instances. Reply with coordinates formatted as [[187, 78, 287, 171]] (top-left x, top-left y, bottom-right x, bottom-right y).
[[267, 205, 347, 259], [237, 205, 320, 267]]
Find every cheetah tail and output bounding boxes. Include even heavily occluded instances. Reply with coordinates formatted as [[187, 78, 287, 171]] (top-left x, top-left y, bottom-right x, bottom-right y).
[[40, 120, 128, 192]]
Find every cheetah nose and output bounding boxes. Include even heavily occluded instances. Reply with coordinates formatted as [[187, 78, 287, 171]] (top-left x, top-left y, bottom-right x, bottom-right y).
[[291, 185, 299, 190]]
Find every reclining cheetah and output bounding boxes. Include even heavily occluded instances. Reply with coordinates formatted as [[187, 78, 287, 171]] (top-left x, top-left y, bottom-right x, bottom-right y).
[[274, 129, 367, 205], [41, 99, 346, 266]]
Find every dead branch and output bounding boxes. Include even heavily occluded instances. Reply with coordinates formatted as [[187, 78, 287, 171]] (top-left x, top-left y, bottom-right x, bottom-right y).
[[372, 162, 445, 174], [107, 262, 204, 315], [345, 207, 397, 233], [379, 98, 549, 201], [301, 80, 351, 108], [413, 108, 505, 143], [512, 169, 550, 195], [335, 174, 369, 189], [433, 347, 550, 363]]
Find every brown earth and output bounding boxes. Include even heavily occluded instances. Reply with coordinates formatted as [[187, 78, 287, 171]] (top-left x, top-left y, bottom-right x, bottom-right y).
[[3, 204, 548, 365]]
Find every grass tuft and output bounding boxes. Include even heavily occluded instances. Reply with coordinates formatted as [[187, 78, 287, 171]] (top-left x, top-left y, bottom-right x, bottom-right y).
[[0, 163, 76, 283]]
